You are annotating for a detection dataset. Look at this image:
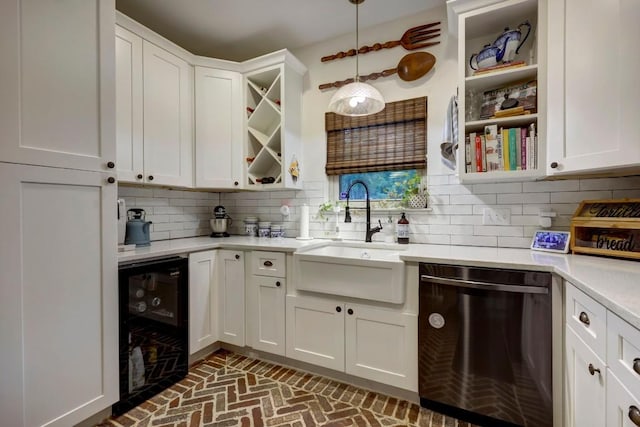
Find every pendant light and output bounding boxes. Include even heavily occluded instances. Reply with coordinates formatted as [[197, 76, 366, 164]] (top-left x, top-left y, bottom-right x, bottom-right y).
[[328, 0, 385, 116]]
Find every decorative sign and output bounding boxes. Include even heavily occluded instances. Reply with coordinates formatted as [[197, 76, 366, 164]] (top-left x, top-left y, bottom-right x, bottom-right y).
[[570, 199, 640, 261]]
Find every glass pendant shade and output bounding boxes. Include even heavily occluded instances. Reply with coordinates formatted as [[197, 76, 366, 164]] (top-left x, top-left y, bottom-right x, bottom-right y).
[[328, 81, 385, 116], [328, 0, 385, 116]]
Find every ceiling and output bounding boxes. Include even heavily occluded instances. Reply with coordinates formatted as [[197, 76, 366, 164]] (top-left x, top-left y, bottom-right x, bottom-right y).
[[115, 0, 444, 62]]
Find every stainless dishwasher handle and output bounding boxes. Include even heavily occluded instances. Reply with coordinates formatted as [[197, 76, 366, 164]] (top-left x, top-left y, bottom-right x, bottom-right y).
[[420, 274, 549, 294]]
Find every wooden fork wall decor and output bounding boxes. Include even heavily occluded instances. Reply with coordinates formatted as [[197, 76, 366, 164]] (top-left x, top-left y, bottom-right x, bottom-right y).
[[321, 21, 441, 62]]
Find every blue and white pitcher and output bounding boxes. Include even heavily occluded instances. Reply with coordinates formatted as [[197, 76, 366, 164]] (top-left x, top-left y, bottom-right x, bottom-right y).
[[469, 44, 501, 70], [493, 20, 532, 63]]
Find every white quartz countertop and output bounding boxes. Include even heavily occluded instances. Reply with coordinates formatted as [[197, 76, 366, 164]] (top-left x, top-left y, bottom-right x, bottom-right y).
[[119, 236, 640, 330]]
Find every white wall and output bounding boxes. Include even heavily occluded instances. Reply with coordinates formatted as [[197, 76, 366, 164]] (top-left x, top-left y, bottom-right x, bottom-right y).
[[291, 4, 456, 183]]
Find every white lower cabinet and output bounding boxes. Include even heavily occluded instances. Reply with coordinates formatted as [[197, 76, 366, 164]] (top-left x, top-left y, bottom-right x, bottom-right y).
[[218, 250, 245, 346], [189, 250, 218, 354], [286, 295, 345, 371], [247, 275, 286, 355], [286, 294, 417, 390], [0, 163, 118, 427], [607, 370, 640, 427], [565, 325, 606, 427], [565, 281, 640, 427]]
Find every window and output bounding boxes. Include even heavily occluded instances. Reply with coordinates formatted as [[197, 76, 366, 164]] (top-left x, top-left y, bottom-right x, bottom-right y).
[[325, 97, 427, 201], [339, 170, 418, 200]]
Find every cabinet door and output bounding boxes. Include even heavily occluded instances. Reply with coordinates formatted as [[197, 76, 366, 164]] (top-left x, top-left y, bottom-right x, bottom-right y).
[[0, 0, 116, 172], [115, 25, 144, 183], [195, 67, 242, 189], [217, 250, 245, 346], [547, 0, 640, 175], [189, 250, 218, 354], [143, 40, 193, 187], [285, 295, 344, 371], [247, 275, 286, 355], [344, 304, 417, 391], [0, 163, 118, 427], [607, 369, 640, 427], [565, 325, 606, 427]]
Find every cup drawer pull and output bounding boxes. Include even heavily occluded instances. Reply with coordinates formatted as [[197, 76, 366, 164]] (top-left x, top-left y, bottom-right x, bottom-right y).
[[633, 358, 640, 376], [629, 406, 640, 426], [263, 260, 273, 267], [579, 311, 590, 326]]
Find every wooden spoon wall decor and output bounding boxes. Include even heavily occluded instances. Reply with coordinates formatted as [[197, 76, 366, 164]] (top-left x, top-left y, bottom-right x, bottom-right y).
[[318, 52, 436, 90]]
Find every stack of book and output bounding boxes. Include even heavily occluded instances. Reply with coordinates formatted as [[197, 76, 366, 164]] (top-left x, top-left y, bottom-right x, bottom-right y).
[[465, 123, 538, 173]]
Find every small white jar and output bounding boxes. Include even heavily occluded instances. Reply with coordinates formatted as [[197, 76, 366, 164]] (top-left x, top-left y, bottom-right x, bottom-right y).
[[244, 217, 259, 237], [258, 221, 271, 238]]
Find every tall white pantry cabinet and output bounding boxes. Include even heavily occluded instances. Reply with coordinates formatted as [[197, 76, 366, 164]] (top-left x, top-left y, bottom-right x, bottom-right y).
[[0, 2, 119, 427]]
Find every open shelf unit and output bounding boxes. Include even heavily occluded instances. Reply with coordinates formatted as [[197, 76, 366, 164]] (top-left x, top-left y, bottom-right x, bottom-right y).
[[455, 0, 546, 183], [243, 53, 305, 190]]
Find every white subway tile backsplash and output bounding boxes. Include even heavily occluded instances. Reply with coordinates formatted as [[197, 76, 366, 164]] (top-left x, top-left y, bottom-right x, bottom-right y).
[[498, 192, 550, 204], [522, 180, 579, 192], [122, 174, 640, 247], [474, 225, 523, 237], [549, 190, 612, 203]]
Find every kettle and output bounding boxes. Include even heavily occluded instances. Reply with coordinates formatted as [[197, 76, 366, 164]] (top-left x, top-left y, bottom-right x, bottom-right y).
[[125, 208, 153, 247], [492, 21, 531, 63]]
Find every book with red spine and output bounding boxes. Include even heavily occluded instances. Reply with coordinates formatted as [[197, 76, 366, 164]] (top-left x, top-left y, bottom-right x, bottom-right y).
[[475, 134, 483, 172], [520, 127, 528, 170]]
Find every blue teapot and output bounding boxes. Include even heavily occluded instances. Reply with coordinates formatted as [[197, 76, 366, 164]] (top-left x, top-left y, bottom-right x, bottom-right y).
[[469, 44, 501, 71], [493, 21, 532, 63], [125, 208, 152, 247]]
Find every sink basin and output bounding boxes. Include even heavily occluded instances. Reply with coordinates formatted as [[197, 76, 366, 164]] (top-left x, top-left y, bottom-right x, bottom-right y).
[[294, 243, 406, 303]]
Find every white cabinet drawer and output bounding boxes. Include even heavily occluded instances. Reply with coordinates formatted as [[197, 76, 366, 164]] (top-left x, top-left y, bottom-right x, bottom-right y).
[[608, 311, 640, 400], [251, 251, 285, 277], [607, 369, 640, 427], [566, 283, 607, 361]]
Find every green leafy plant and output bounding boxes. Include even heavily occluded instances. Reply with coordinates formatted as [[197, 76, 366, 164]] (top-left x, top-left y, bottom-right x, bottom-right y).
[[318, 201, 338, 220], [401, 175, 428, 207]]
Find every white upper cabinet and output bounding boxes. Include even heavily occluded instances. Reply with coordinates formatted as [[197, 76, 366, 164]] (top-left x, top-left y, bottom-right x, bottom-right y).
[[546, 0, 640, 175], [115, 25, 144, 183], [142, 41, 194, 187], [0, 0, 116, 173], [194, 66, 243, 189]]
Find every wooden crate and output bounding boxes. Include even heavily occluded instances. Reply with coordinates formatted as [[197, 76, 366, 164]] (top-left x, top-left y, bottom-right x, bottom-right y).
[[570, 198, 640, 260]]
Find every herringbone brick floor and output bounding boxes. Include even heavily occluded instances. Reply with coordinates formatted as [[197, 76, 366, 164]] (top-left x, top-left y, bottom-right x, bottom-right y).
[[99, 350, 475, 427]]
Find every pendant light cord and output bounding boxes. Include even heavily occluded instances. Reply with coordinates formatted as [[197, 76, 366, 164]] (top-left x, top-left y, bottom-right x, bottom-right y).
[[355, 1, 359, 82]]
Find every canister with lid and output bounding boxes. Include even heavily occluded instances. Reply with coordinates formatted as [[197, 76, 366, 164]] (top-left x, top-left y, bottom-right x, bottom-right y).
[[270, 224, 284, 238], [258, 221, 271, 238], [244, 216, 259, 237]]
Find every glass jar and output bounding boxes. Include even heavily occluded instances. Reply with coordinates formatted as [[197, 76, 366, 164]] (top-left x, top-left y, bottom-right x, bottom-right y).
[[244, 216, 259, 237], [258, 221, 271, 238]]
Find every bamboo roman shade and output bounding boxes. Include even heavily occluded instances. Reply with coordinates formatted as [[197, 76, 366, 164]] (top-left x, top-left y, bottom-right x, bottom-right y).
[[325, 96, 427, 176]]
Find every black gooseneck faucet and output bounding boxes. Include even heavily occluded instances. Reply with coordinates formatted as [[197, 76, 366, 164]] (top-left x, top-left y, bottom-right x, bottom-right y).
[[344, 180, 383, 242]]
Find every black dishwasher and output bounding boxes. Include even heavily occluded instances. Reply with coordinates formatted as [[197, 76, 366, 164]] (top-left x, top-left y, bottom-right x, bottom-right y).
[[418, 263, 552, 427]]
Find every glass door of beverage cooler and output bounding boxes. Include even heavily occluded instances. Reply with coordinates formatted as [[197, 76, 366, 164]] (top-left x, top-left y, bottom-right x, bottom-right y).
[[114, 257, 189, 415]]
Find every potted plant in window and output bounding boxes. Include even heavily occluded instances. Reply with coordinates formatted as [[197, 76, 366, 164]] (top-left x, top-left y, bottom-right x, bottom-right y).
[[402, 175, 429, 209]]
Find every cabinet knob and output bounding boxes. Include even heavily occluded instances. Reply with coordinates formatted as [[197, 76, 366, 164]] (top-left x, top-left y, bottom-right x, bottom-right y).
[[633, 358, 640, 375], [347, 308, 354, 315], [107, 161, 115, 169], [234, 181, 239, 186], [550, 161, 559, 169], [588, 363, 601, 376], [263, 260, 273, 267], [137, 173, 143, 180], [336, 306, 341, 313], [629, 406, 640, 426], [275, 281, 281, 287], [148, 175, 154, 181], [107, 176, 116, 184], [235, 254, 240, 260], [579, 311, 590, 326]]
